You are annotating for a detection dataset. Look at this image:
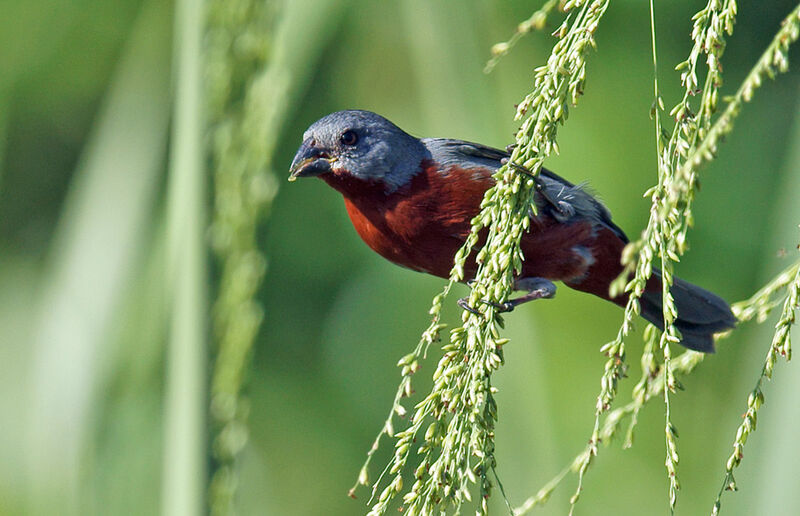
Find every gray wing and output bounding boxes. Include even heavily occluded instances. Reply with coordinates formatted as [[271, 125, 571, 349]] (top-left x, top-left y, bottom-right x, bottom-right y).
[[422, 138, 629, 243]]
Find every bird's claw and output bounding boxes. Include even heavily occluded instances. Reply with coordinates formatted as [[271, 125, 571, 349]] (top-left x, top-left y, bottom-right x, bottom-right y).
[[506, 160, 536, 179], [458, 297, 514, 315], [460, 279, 556, 315], [457, 297, 482, 315], [481, 300, 516, 313]]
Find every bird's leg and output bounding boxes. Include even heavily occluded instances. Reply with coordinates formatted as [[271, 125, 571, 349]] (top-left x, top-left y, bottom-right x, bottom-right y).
[[500, 158, 574, 219], [481, 277, 556, 313]]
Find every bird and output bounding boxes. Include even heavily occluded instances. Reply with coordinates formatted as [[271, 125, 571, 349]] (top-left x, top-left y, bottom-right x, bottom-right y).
[[289, 110, 736, 352]]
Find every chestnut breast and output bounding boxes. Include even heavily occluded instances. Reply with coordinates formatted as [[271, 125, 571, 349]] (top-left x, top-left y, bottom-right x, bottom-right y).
[[321, 163, 484, 277]]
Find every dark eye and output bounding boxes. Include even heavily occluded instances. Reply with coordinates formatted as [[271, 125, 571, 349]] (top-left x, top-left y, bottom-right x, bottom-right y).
[[340, 130, 358, 146]]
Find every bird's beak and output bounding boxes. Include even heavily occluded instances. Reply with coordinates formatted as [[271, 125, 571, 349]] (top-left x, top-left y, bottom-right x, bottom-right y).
[[288, 140, 335, 181]]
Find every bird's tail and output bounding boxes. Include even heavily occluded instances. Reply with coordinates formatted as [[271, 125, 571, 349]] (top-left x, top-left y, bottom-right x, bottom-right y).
[[637, 272, 736, 353], [568, 266, 736, 352]]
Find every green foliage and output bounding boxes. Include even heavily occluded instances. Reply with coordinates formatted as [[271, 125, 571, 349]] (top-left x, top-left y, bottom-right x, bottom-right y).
[[2, 1, 800, 516]]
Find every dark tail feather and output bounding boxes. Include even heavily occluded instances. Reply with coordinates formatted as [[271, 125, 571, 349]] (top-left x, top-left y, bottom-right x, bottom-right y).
[[639, 274, 737, 353]]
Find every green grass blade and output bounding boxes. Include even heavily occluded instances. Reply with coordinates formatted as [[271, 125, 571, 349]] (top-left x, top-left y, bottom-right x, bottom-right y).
[[163, 0, 208, 513], [24, 1, 172, 513]]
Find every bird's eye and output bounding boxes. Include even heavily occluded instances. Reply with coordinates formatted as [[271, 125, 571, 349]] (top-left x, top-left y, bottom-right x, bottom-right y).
[[340, 130, 358, 146]]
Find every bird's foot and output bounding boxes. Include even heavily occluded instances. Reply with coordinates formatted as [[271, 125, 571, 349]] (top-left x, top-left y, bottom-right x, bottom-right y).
[[480, 299, 518, 313], [459, 278, 557, 314], [484, 278, 557, 313], [457, 297, 482, 315], [505, 159, 536, 179]]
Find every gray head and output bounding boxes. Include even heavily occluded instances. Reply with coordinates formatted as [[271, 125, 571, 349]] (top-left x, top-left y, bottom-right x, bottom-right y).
[[289, 110, 428, 192]]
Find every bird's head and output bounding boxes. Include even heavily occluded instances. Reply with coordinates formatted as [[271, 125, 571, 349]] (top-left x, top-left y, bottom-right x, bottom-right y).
[[289, 110, 428, 192]]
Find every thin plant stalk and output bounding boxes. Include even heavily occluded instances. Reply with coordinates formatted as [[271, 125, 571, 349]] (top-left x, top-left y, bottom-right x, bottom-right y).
[[163, 0, 208, 513]]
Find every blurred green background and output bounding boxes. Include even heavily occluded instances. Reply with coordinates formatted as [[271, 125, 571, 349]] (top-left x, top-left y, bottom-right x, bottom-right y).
[[1, 0, 799, 515]]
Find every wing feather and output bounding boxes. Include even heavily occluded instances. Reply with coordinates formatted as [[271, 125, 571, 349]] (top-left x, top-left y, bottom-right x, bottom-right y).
[[421, 138, 628, 242]]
